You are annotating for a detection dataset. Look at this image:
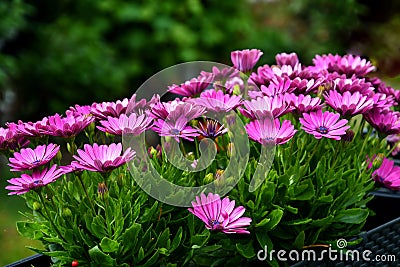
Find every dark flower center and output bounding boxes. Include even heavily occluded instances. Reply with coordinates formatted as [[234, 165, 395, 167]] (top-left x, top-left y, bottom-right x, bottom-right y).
[[170, 128, 181, 135], [316, 126, 329, 134], [209, 219, 222, 229], [32, 159, 41, 165]]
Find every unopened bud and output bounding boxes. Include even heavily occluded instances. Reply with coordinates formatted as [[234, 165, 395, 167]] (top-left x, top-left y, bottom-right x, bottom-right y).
[[98, 182, 108, 198], [62, 207, 72, 218], [227, 143, 234, 158], [342, 129, 355, 143], [116, 173, 125, 187], [203, 173, 214, 184], [33, 201, 41, 211], [373, 153, 385, 169]]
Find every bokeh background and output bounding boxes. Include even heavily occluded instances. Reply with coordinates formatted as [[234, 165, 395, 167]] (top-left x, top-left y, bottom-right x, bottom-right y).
[[1, 0, 400, 264]]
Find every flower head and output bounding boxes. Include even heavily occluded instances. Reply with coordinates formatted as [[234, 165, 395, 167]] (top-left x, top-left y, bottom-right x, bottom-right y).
[[8, 144, 60, 171], [312, 54, 375, 77], [97, 113, 153, 136], [275, 52, 299, 67], [240, 95, 293, 119], [0, 125, 30, 151], [188, 192, 252, 234], [43, 113, 94, 138], [246, 117, 296, 145], [168, 77, 212, 97], [324, 90, 374, 117], [372, 158, 400, 190], [91, 98, 129, 120], [363, 109, 400, 136], [5, 165, 67, 195], [71, 143, 135, 172], [187, 89, 242, 112], [299, 110, 350, 140], [231, 49, 263, 72], [196, 119, 228, 139], [287, 94, 323, 115]]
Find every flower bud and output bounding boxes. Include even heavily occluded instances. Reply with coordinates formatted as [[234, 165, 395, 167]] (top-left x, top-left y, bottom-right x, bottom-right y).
[[62, 207, 72, 219], [98, 182, 108, 198], [33, 201, 41, 211], [186, 152, 195, 161], [55, 150, 63, 162], [372, 153, 385, 169], [148, 146, 158, 159], [342, 129, 355, 143], [227, 143, 234, 158], [116, 173, 125, 187], [203, 173, 214, 184]]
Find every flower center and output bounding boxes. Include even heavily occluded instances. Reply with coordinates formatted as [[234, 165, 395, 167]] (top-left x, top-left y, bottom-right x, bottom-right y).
[[32, 159, 41, 165], [209, 219, 222, 229], [316, 126, 329, 134], [170, 128, 181, 135]]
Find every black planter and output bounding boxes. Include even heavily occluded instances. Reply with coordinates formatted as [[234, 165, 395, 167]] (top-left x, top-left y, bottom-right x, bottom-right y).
[[290, 216, 400, 267], [365, 188, 400, 230], [5, 254, 51, 267]]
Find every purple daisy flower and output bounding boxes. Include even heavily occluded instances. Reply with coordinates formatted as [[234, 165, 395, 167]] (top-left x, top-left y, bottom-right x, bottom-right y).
[[91, 98, 130, 120], [13, 118, 49, 138], [231, 49, 263, 73], [372, 158, 400, 191], [324, 90, 374, 117], [152, 117, 199, 143], [43, 113, 95, 138], [186, 89, 242, 113], [249, 65, 275, 86], [196, 119, 228, 139], [188, 192, 252, 234], [299, 110, 350, 140], [0, 125, 30, 151], [312, 54, 376, 77], [126, 94, 160, 115], [5, 165, 67, 195], [97, 113, 153, 136], [287, 94, 323, 114], [246, 117, 297, 145], [332, 77, 374, 96], [275, 52, 299, 67], [240, 95, 293, 119], [68, 104, 92, 116], [168, 76, 212, 97], [71, 143, 135, 172], [363, 109, 400, 136], [371, 93, 395, 110], [259, 76, 293, 97], [8, 144, 60, 172]]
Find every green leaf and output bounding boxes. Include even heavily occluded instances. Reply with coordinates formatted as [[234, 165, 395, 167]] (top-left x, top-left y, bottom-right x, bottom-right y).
[[236, 242, 255, 259], [284, 218, 312, 225], [170, 227, 182, 253], [120, 223, 141, 253], [100, 237, 120, 253], [190, 232, 210, 246], [334, 208, 369, 224], [293, 179, 315, 200], [156, 228, 170, 248], [16, 221, 44, 240], [255, 217, 271, 227], [137, 247, 145, 262], [199, 244, 222, 253], [264, 209, 284, 231], [293, 231, 305, 249], [89, 245, 117, 266]]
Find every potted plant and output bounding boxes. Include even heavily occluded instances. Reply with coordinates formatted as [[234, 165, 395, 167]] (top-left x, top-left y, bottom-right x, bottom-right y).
[[2, 49, 399, 266]]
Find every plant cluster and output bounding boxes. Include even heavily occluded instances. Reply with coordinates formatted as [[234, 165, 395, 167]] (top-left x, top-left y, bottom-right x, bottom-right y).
[[1, 49, 400, 266]]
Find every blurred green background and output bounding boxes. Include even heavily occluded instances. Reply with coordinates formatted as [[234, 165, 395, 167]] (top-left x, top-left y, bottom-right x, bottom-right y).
[[1, 0, 400, 265]]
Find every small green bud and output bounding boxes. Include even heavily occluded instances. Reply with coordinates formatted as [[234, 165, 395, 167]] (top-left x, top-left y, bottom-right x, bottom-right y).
[[116, 173, 125, 187], [203, 173, 214, 184], [33, 201, 41, 211], [227, 143, 234, 158], [55, 150, 63, 162], [232, 84, 241, 96], [372, 153, 385, 169], [62, 207, 72, 218], [186, 152, 195, 161]]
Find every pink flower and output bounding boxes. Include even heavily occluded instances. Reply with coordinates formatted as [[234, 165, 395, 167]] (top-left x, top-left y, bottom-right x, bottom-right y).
[[91, 98, 130, 120], [68, 104, 92, 116], [8, 144, 60, 172], [332, 77, 374, 96], [287, 94, 323, 115], [196, 119, 227, 139], [43, 113, 94, 138], [240, 95, 293, 119], [312, 54, 375, 77], [168, 77, 212, 97], [97, 113, 153, 136], [363, 109, 400, 136], [188, 192, 252, 234], [259, 76, 294, 97], [13, 118, 49, 138], [246, 117, 296, 145], [372, 158, 400, 191], [71, 143, 135, 172], [187, 89, 242, 112], [324, 90, 374, 117], [0, 125, 30, 151], [5, 165, 67, 195], [299, 110, 350, 140], [126, 94, 160, 115], [231, 49, 263, 72], [275, 52, 299, 67]]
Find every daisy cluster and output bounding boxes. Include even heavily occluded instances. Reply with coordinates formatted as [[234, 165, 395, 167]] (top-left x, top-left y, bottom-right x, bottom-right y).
[[1, 49, 399, 265]]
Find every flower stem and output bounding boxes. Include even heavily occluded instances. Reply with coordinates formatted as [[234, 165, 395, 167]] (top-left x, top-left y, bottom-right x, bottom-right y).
[[77, 174, 96, 214]]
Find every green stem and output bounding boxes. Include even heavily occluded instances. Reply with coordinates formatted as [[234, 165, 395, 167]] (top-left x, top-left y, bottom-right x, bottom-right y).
[[37, 191, 68, 243], [77, 174, 96, 214]]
